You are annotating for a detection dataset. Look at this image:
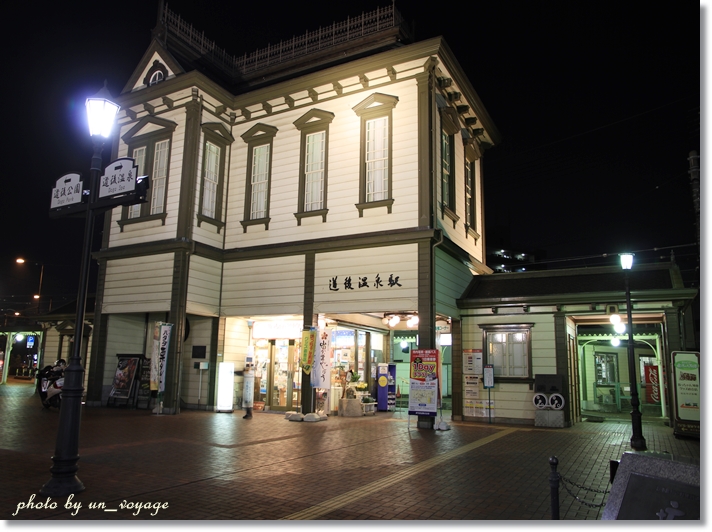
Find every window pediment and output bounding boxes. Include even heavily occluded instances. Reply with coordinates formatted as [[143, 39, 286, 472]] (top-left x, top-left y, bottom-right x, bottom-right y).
[[352, 93, 399, 116], [202, 122, 235, 143], [293, 109, 335, 130], [241, 123, 278, 143], [122, 116, 177, 143]]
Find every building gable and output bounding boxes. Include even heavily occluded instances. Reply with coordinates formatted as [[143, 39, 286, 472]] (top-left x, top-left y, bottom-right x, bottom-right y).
[[122, 39, 185, 94]]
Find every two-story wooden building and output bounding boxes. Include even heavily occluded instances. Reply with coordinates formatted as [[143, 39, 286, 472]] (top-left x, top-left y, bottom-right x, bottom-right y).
[[83, 2, 500, 413]]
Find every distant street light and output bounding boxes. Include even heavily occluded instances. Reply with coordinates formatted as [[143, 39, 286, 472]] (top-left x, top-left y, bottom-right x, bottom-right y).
[[40, 82, 119, 497], [16, 258, 45, 314], [619, 253, 647, 451]]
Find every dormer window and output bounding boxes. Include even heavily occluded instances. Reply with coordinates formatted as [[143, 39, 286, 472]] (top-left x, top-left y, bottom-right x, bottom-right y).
[[149, 71, 164, 86], [143, 60, 169, 88]]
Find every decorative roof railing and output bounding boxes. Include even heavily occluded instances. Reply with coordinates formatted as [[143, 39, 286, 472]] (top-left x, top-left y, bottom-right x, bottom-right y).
[[163, 3, 409, 77]]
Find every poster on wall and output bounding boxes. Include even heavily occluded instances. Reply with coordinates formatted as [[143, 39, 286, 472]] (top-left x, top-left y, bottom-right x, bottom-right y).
[[463, 349, 482, 375], [150, 322, 172, 393], [464, 399, 475, 417], [464, 374, 480, 400], [409, 349, 439, 416], [474, 400, 495, 417]]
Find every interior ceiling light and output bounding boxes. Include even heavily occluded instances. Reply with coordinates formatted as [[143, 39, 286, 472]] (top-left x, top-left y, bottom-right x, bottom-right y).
[[383, 313, 419, 328]]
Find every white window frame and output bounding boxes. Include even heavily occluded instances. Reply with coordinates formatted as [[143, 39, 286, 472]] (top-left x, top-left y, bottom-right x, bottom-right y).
[[293, 108, 334, 225], [479, 324, 534, 382], [352, 93, 398, 217], [240, 123, 278, 232]]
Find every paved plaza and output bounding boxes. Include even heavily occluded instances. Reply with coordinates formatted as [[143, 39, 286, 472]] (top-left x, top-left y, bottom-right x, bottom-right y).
[[0, 380, 701, 521]]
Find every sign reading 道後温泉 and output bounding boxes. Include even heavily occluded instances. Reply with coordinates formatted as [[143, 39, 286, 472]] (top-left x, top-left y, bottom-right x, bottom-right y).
[[99, 157, 139, 199]]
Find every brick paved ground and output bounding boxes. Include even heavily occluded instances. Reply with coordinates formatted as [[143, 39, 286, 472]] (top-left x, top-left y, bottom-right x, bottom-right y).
[[0, 379, 700, 521]]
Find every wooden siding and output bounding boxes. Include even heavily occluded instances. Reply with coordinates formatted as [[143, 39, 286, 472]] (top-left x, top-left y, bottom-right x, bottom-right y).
[[102, 313, 148, 401], [223, 79, 420, 249], [186, 255, 222, 316], [435, 247, 474, 319], [314, 244, 419, 314], [103, 254, 174, 313], [180, 315, 213, 407], [461, 314, 557, 422], [221, 255, 305, 316]]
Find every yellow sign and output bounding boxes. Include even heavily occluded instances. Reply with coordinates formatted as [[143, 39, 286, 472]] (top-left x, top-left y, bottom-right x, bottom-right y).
[[378, 375, 388, 387]]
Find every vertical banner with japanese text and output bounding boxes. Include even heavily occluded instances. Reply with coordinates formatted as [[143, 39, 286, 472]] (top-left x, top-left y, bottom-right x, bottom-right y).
[[311, 328, 332, 389], [150, 322, 172, 393], [409, 349, 439, 416], [301, 328, 317, 375]]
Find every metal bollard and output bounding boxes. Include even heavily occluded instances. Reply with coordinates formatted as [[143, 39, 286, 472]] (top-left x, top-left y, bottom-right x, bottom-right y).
[[549, 456, 559, 519]]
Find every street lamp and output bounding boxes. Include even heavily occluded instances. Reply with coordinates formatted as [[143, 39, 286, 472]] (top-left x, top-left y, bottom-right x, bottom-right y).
[[40, 82, 119, 496], [16, 258, 44, 314], [619, 253, 647, 451]]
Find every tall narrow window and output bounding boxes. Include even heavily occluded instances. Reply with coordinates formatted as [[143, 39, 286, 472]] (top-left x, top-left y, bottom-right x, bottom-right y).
[[465, 160, 475, 232], [127, 146, 146, 219], [366, 116, 389, 202], [198, 123, 233, 232], [240, 124, 278, 232], [250, 144, 270, 219], [118, 116, 177, 230], [353, 93, 398, 217], [202, 142, 220, 219], [441, 131, 453, 208], [439, 106, 460, 226], [151, 139, 169, 215], [304, 131, 325, 211], [293, 109, 333, 225]]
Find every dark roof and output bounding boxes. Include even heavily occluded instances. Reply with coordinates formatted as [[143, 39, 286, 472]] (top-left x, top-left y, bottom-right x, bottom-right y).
[[458, 262, 696, 307]]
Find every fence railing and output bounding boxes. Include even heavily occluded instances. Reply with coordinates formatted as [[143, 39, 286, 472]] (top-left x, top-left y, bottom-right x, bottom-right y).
[[549, 456, 610, 519], [163, 3, 409, 78]]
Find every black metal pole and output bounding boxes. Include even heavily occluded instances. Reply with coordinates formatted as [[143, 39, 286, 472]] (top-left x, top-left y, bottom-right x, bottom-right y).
[[40, 136, 103, 496], [624, 271, 647, 451], [549, 456, 559, 520]]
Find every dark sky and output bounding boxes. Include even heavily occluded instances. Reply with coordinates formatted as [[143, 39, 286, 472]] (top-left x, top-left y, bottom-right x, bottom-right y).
[[0, 0, 701, 316]]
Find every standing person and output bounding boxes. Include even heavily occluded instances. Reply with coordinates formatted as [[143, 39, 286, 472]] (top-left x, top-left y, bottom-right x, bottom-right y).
[[243, 360, 255, 419]]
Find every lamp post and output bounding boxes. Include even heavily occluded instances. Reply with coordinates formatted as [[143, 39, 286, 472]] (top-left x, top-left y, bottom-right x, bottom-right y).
[[619, 253, 647, 451], [16, 258, 44, 314], [40, 82, 119, 496]]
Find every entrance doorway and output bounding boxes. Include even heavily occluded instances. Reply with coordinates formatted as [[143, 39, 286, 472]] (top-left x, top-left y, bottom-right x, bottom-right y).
[[254, 339, 301, 411]]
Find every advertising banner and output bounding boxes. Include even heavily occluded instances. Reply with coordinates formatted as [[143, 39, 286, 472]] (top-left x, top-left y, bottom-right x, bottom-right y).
[[409, 349, 439, 416], [672, 352, 700, 422], [150, 322, 172, 392], [312, 328, 333, 389], [301, 328, 317, 375]]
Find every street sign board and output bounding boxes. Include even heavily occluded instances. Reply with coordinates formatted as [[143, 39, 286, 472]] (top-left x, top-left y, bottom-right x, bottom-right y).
[[50, 173, 84, 209], [99, 157, 138, 199]]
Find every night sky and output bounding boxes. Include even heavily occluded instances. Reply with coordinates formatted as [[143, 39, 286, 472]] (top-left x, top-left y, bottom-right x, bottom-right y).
[[0, 1, 702, 317]]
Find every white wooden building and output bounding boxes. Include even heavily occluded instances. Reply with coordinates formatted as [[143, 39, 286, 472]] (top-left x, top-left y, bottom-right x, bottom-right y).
[[84, 3, 500, 414]]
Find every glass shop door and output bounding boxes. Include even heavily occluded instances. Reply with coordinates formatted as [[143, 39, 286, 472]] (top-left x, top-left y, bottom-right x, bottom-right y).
[[269, 339, 301, 411]]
